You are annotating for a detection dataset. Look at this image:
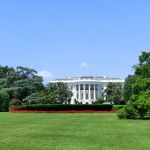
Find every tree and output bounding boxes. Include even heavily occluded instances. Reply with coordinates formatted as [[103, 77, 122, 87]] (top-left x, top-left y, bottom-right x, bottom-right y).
[[103, 82, 123, 104], [12, 75, 44, 100], [118, 51, 150, 119], [23, 93, 46, 104], [40, 82, 72, 104], [0, 65, 16, 88], [0, 65, 44, 100], [132, 51, 150, 97], [0, 90, 9, 112], [123, 75, 136, 101], [23, 82, 73, 104]]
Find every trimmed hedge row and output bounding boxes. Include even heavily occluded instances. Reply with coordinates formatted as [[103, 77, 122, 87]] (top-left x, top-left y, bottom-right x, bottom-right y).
[[15, 104, 113, 111]]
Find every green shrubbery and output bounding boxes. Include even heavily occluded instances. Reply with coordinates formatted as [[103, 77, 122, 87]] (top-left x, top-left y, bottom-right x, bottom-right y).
[[9, 99, 22, 110], [92, 98, 104, 104], [118, 92, 150, 119], [0, 90, 9, 112], [15, 104, 113, 111], [118, 51, 150, 119]]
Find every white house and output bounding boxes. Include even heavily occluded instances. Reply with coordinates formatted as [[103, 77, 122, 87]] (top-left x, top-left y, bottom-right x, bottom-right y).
[[50, 76, 125, 104]]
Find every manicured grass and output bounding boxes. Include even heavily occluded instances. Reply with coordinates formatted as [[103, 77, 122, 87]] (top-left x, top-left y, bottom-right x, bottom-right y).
[[0, 113, 150, 150], [113, 105, 124, 110]]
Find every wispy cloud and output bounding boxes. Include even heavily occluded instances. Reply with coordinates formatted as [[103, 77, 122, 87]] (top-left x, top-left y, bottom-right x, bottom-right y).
[[37, 70, 53, 79], [80, 62, 90, 69]]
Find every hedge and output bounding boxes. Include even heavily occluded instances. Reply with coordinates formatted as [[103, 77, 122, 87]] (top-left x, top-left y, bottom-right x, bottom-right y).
[[14, 104, 113, 111]]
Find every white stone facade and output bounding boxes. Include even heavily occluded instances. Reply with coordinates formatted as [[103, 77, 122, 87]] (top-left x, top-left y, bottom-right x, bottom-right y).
[[51, 76, 125, 104]]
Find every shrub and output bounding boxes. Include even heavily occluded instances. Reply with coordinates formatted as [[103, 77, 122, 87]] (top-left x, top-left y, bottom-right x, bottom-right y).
[[118, 104, 138, 119], [14, 104, 113, 111], [93, 98, 104, 104], [9, 99, 22, 110], [118, 92, 150, 119]]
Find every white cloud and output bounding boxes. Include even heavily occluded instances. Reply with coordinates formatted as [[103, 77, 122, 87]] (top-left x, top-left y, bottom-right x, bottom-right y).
[[80, 62, 90, 69], [37, 70, 53, 79]]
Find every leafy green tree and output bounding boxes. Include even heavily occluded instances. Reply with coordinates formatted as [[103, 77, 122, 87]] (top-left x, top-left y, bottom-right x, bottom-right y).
[[0, 90, 9, 112], [12, 76, 44, 100], [118, 51, 150, 119], [23, 93, 46, 104], [16, 66, 37, 79], [103, 82, 123, 104], [132, 51, 150, 97], [23, 82, 72, 104], [0, 65, 44, 100], [40, 82, 72, 104], [123, 75, 136, 101], [135, 51, 150, 77], [0, 65, 16, 88]]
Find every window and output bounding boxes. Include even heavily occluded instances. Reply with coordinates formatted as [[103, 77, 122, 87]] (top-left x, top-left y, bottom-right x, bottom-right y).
[[91, 93, 93, 99], [85, 84, 89, 90], [80, 84, 83, 90], [76, 85, 79, 90], [76, 94, 79, 99], [86, 93, 88, 99], [95, 84, 98, 90], [90, 84, 94, 90]]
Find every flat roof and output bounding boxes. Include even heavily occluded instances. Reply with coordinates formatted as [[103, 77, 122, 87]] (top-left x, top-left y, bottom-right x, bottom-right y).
[[51, 76, 124, 82]]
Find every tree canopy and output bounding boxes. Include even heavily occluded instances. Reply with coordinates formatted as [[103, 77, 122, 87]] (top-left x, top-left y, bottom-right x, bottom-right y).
[[24, 82, 73, 104], [0, 65, 44, 111], [103, 82, 123, 104], [118, 51, 150, 119]]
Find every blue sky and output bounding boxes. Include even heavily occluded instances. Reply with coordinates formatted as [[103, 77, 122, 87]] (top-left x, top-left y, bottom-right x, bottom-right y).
[[0, 0, 150, 82]]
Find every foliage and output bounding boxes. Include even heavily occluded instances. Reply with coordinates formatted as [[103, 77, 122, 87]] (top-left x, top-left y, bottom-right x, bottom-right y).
[[118, 51, 150, 119], [23, 82, 72, 104], [118, 103, 138, 119], [40, 82, 73, 104], [113, 100, 126, 105], [0, 90, 9, 112], [15, 104, 113, 111], [23, 93, 46, 104], [123, 75, 136, 101], [0, 65, 44, 100], [93, 98, 104, 104], [103, 82, 123, 104], [9, 99, 22, 110]]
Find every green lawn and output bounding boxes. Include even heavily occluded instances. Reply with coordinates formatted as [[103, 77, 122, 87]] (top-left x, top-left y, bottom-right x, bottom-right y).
[[0, 113, 150, 150]]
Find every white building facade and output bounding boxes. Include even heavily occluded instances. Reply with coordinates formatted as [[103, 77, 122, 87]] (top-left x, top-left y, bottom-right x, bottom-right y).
[[51, 76, 125, 104]]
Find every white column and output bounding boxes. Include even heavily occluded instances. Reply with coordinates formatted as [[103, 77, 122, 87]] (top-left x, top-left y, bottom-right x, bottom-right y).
[[72, 85, 75, 99], [83, 84, 85, 100], [94, 84, 96, 100], [97, 84, 100, 98], [79, 84, 81, 100], [89, 84, 91, 100], [71, 85, 76, 104], [74, 84, 76, 99]]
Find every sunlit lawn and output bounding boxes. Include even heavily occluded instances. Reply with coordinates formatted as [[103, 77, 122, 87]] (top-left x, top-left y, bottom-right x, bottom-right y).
[[0, 112, 150, 150]]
